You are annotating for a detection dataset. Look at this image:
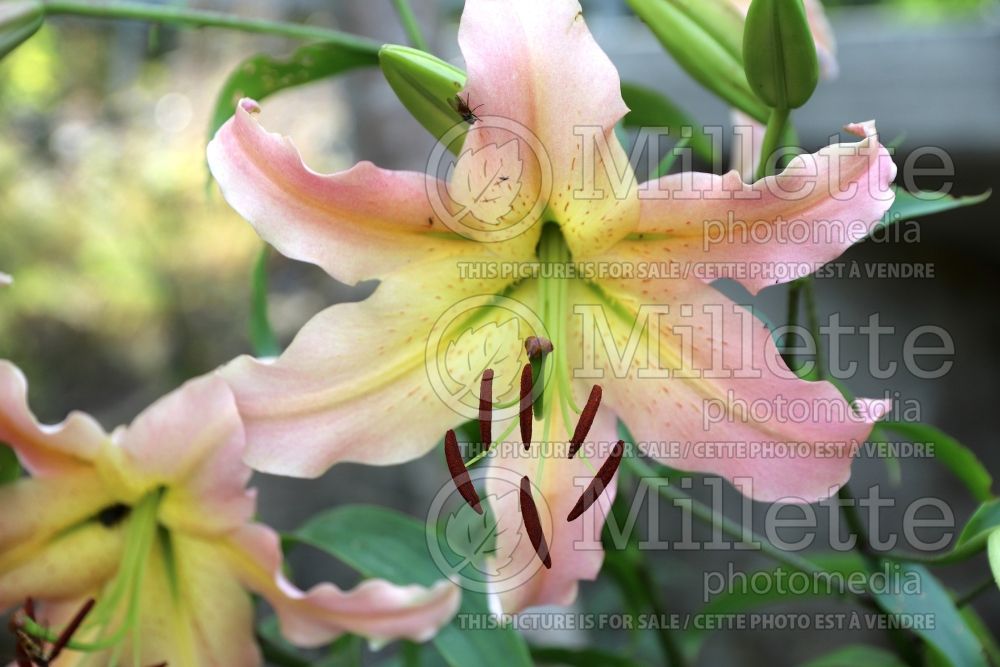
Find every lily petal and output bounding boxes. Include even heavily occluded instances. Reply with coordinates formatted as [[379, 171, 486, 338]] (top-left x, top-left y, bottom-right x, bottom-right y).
[[628, 123, 896, 295], [0, 520, 124, 610], [111, 374, 255, 535], [486, 388, 617, 613], [225, 524, 461, 647], [223, 261, 539, 477], [458, 0, 639, 258], [207, 99, 486, 286], [0, 360, 108, 477], [572, 278, 886, 502]]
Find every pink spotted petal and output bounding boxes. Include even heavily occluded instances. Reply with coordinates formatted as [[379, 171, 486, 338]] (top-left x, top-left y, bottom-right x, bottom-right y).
[[207, 99, 485, 286], [571, 278, 886, 503], [458, 0, 639, 258], [627, 122, 896, 295]]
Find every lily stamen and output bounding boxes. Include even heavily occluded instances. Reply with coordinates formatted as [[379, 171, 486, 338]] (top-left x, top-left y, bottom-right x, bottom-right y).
[[519, 364, 533, 450], [519, 476, 551, 569], [568, 385, 602, 459], [567, 441, 625, 522], [478, 369, 494, 450], [444, 429, 483, 514]]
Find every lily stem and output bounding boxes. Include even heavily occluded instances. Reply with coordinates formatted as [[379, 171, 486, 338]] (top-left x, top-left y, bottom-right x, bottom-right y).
[[954, 575, 997, 608], [390, 0, 429, 52], [42, 0, 381, 53], [754, 106, 790, 181]]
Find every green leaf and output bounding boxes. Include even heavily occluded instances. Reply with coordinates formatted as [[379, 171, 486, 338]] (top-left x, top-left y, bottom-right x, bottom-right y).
[[870, 564, 987, 667], [799, 645, 909, 667], [620, 81, 714, 163], [379, 44, 467, 155], [258, 615, 364, 667], [530, 645, 648, 667], [880, 188, 991, 229], [743, 0, 819, 109], [294, 505, 532, 667], [0, 1, 43, 60], [956, 500, 1000, 552], [207, 39, 378, 141], [879, 422, 992, 502], [249, 244, 280, 358], [0, 442, 20, 485]]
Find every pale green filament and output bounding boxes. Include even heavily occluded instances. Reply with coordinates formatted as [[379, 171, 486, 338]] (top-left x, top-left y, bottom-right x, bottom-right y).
[[67, 488, 164, 667]]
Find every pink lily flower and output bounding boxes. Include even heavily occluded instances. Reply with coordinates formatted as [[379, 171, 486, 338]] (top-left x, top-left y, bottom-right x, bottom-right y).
[[0, 362, 460, 665], [207, 0, 894, 613]]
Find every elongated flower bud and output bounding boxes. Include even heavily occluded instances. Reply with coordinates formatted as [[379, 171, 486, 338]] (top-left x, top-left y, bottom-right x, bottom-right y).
[[626, 0, 768, 122], [379, 44, 468, 154], [743, 0, 820, 110], [0, 1, 43, 60]]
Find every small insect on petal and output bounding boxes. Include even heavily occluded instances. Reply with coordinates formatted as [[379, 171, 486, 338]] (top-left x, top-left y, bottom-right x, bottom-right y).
[[568, 385, 602, 459], [567, 440, 625, 522], [520, 476, 551, 569], [519, 364, 533, 450], [48, 597, 96, 661], [445, 430, 483, 514], [479, 369, 494, 450]]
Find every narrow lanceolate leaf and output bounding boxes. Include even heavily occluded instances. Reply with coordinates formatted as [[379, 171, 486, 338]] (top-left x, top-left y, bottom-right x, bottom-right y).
[[620, 81, 715, 163], [870, 565, 988, 667], [800, 645, 909, 667], [294, 505, 532, 667], [0, 1, 43, 60], [379, 44, 468, 154], [208, 39, 379, 140], [743, 0, 819, 109], [626, 0, 768, 122], [878, 188, 991, 229], [879, 421, 993, 502]]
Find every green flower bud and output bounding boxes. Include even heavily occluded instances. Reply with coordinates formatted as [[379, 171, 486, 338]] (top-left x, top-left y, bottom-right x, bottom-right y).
[[0, 0, 43, 60], [379, 44, 468, 154], [742, 0, 820, 110], [626, 0, 769, 122]]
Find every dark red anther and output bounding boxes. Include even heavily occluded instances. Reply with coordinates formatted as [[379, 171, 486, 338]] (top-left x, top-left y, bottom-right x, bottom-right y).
[[445, 430, 483, 514], [48, 597, 95, 661], [568, 385, 602, 459], [567, 441, 625, 522], [524, 336, 554, 360], [519, 364, 533, 450], [14, 643, 31, 667], [519, 476, 551, 569], [479, 369, 494, 450], [23, 598, 35, 622]]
